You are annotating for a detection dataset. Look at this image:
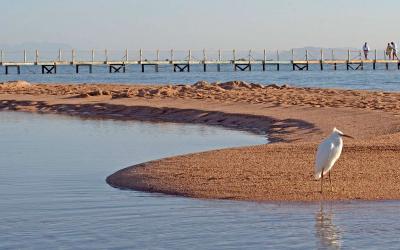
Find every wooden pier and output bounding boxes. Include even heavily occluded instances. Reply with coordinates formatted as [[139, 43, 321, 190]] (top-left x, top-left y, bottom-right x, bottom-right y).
[[0, 48, 399, 74]]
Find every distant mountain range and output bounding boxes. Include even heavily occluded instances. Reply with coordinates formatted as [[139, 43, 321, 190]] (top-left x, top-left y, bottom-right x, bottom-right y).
[[0, 42, 72, 51], [273, 47, 362, 60]]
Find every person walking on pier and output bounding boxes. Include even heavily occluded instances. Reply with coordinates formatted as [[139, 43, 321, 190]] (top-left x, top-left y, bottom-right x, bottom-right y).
[[391, 42, 399, 60], [386, 43, 393, 60], [362, 42, 370, 60]]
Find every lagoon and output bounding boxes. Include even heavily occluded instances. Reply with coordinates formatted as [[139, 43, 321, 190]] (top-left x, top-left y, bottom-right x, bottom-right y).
[[1, 112, 399, 249]]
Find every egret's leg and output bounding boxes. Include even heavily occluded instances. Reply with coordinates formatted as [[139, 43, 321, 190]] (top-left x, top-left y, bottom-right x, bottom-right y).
[[328, 171, 333, 192], [320, 170, 324, 193]]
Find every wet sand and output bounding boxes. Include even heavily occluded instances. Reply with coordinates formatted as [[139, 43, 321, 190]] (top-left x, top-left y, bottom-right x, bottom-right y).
[[2, 80, 400, 201]]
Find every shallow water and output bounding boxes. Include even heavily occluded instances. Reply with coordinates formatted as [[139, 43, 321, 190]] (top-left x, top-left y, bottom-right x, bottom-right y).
[[1, 64, 400, 91], [1, 112, 400, 249]]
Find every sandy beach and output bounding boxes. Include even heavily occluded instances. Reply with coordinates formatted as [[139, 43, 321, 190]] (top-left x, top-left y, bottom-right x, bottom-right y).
[[2, 80, 400, 201]]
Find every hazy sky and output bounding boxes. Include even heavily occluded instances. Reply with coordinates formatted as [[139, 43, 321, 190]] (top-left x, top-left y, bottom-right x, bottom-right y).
[[2, 0, 399, 50]]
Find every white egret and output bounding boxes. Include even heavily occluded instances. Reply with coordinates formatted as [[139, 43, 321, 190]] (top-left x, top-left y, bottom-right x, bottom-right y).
[[315, 127, 353, 193]]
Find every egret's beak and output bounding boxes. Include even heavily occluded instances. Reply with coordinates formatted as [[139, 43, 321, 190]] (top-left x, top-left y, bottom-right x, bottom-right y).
[[342, 134, 354, 139]]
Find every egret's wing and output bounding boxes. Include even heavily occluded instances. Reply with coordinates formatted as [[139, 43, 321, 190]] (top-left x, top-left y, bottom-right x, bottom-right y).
[[315, 140, 335, 179]]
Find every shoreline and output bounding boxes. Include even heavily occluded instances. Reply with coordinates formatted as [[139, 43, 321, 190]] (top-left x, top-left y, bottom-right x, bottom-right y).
[[106, 141, 400, 202], [2, 81, 400, 201]]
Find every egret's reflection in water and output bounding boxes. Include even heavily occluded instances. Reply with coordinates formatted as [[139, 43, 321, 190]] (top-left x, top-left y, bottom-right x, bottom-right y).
[[315, 204, 342, 250]]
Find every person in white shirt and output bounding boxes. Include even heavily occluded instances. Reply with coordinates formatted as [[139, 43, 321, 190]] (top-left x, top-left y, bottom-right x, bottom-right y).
[[386, 43, 393, 60], [362, 42, 370, 60], [391, 42, 399, 60]]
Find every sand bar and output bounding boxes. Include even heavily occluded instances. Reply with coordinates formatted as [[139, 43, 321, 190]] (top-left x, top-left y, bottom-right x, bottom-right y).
[[2, 80, 400, 201]]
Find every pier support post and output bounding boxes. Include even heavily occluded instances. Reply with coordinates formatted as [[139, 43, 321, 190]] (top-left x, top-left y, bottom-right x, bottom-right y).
[[346, 62, 363, 70], [248, 49, 252, 71], [234, 64, 251, 71], [320, 49, 324, 70], [187, 49, 192, 72], [202, 48, 207, 72], [109, 64, 126, 73], [41, 65, 57, 74], [140, 64, 159, 72], [293, 64, 309, 71], [276, 50, 280, 71], [76, 64, 92, 74], [262, 49, 266, 71], [173, 64, 190, 72], [5, 65, 21, 75]]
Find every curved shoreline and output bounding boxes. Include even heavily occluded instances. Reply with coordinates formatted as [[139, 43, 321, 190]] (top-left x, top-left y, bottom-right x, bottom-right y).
[[0, 100, 315, 142], [106, 141, 400, 201], [2, 81, 400, 201]]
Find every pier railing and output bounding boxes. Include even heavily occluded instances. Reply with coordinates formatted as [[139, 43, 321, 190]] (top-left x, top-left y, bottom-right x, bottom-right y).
[[1, 48, 398, 63]]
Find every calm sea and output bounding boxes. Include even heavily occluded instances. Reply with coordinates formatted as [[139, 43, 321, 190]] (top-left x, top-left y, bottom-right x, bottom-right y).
[[1, 112, 400, 249], [1, 64, 400, 91]]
